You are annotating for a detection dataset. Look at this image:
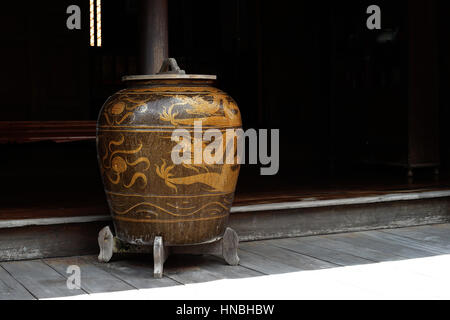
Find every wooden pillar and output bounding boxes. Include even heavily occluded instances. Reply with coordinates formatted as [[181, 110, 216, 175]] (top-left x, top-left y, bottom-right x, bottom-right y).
[[407, 0, 439, 169], [138, 0, 169, 74]]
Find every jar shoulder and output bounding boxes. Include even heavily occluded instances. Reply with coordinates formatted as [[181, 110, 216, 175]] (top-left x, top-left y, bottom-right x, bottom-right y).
[[98, 86, 242, 128]]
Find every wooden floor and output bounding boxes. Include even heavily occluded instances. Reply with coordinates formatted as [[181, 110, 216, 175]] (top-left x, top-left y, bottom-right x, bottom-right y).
[[2, 223, 450, 300]]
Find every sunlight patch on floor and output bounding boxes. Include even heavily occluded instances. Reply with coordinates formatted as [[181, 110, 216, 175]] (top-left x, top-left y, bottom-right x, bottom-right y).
[[48, 254, 450, 300]]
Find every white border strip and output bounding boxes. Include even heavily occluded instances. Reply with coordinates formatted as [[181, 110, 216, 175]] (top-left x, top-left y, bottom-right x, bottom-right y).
[[230, 190, 450, 213], [0, 215, 110, 229], [1, 190, 450, 229]]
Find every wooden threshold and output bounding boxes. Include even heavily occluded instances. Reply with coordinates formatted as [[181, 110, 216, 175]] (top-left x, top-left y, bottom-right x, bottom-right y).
[[1, 189, 450, 229], [231, 189, 450, 213], [1, 187, 450, 261]]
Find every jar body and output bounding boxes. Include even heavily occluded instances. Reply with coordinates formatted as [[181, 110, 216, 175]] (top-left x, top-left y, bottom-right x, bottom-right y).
[[96, 80, 242, 245]]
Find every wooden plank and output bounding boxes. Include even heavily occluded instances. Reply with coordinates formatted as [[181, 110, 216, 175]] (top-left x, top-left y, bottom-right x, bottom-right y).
[[0, 260, 86, 299], [199, 258, 263, 279], [164, 254, 262, 284], [0, 266, 35, 300], [326, 231, 438, 259], [86, 256, 180, 289], [391, 224, 450, 240], [240, 242, 336, 270], [363, 230, 446, 255], [373, 231, 449, 255], [44, 256, 135, 294], [304, 234, 405, 262], [237, 249, 302, 275], [266, 238, 373, 266], [381, 227, 450, 253]]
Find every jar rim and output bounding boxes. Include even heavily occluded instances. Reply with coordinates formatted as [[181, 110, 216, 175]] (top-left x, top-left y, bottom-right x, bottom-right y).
[[122, 74, 217, 81]]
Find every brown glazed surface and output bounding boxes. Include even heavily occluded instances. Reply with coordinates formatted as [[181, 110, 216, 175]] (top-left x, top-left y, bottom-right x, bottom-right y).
[[96, 79, 242, 245]]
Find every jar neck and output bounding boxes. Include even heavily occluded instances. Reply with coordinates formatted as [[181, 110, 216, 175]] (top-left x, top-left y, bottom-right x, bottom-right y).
[[124, 79, 216, 89]]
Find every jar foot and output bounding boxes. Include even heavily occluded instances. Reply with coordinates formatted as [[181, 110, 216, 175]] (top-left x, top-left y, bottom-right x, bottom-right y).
[[98, 226, 114, 263], [97, 226, 240, 278], [153, 236, 170, 279]]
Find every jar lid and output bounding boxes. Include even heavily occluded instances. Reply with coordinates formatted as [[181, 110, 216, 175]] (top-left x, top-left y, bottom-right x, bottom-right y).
[[122, 58, 217, 81]]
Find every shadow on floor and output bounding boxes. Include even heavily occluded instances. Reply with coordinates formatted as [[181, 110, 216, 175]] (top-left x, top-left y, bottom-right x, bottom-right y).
[[2, 223, 450, 299]]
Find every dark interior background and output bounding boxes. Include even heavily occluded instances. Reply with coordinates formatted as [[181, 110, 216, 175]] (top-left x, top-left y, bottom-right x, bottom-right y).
[[0, 0, 449, 210]]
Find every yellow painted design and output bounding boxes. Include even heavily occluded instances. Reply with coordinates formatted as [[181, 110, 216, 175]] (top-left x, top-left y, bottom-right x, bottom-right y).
[[124, 172, 148, 189], [110, 143, 143, 160], [113, 213, 228, 224], [154, 127, 240, 193], [156, 163, 239, 194], [107, 172, 121, 185], [101, 142, 111, 169], [104, 112, 113, 126], [108, 135, 125, 152], [99, 136, 150, 189], [98, 128, 240, 133], [111, 102, 126, 115], [105, 190, 232, 199], [102, 87, 241, 129], [155, 160, 176, 191], [166, 203, 196, 210], [126, 157, 150, 171], [116, 112, 135, 124], [103, 95, 154, 125], [112, 156, 127, 173], [123, 96, 152, 109], [160, 94, 241, 127], [114, 201, 228, 217]]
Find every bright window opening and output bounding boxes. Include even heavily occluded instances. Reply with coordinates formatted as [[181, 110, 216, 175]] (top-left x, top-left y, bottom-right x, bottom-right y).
[[90, 0, 101, 47]]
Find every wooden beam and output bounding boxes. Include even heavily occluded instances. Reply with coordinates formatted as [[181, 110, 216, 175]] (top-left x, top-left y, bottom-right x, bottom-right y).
[[0, 121, 96, 144], [138, 0, 169, 74], [1, 190, 450, 229]]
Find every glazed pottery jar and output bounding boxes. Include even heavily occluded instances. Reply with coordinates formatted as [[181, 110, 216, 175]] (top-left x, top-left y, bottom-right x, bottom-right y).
[[96, 59, 242, 246]]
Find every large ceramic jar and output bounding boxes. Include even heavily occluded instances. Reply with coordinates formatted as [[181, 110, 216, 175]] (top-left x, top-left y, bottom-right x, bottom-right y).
[[96, 59, 242, 246]]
